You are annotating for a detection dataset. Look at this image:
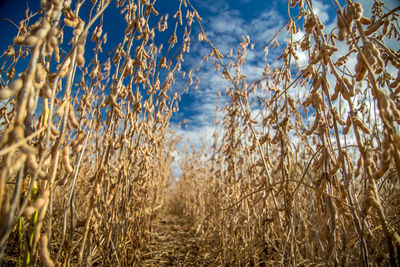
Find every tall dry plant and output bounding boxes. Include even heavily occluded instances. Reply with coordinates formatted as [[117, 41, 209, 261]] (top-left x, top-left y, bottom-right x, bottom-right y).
[[0, 0, 202, 265], [0, 0, 399, 266], [174, 0, 400, 266]]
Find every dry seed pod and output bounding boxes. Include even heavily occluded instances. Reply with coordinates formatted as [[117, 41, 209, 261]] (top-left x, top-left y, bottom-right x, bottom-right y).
[[23, 190, 50, 217], [23, 206, 36, 218], [40, 233, 55, 267], [331, 81, 341, 101], [376, 89, 390, 110], [338, 183, 347, 200], [40, 84, 51, 99], [36, 63, 47, 83], [374, 160, 390, 179], [27, 154, 47, 179], [51, 0, 62, 6], [321, 44, 338, 60], [50, 124, 59, 136], [23, 35, 40, 47], [365, 187, 378, 214], [48, 36, 58, 50], [366, 42, 384, 73], [343, 115, 352, 134], [64, 7, 75, 20], [314, 91, 324, 109], [321, 77, 329, 96], [9, 78, 24, 92], [42, 155, 52, 169], [288, 96, 296, 110], [72, 132, 85, 146], [13, 125, 37, 154], [58, 57, 71, 77], [329, 156, 342, 175], [35, 28, 49, 39], [35, 190, 50, 209], [389, 99, 400, 119], [355, 49, 369, 81], [351, 2, 363, 21], [365, 19, 384, 36], [76, 54, 85, 67], [333, 109, 346, 126], [271, 133, 280, 144], [259, 134, 268, 145], [327, 111, 334, 128], [364, 150, 375, 168], [55, 101, 66, 117], [54, 46, 60, 62], [100, 96, 110, 108], [68, 103, 79, 129], [364, 44, 377, 65], [109, 94, 118, 108], [64, 18, 78, 27], [77, 44, 85, 55], [344, 151, 354, 174], [114, 107, 125, 119], [73, 19, 85, 36], [8, 154, 27, 175], [338, 5, 356, 40], [353, 117, 372, 134], [6, 67, 15, 80], [273, 160, 282, 174], [306, 115, 319, 135], [13, 35, 25, 45], [93, 207, 102, 220], [73, 144, 83, 153], [342, 77, 353, 92], [303, 95, 313, 107], [72, 133, 85, 152], [356, 65, 367, 82], [390, 56, 400, 69], [62, 145, 73, 173], [360, 16, 371, 25], [389, 72, 400, 88], [0, 87, 16, 99], [341, 84, 350, 100], [381, 108, 393, 123], [309, 54, 322, 65], [49, 27, 59, 37], [382, 142, 393, 163], [382, 19, 390, 35]]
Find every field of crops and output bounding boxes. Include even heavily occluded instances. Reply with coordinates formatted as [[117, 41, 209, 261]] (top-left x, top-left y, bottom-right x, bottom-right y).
[[0, 0, 399, 266]]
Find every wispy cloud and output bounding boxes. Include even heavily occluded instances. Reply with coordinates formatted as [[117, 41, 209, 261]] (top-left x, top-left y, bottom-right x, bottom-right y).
[[168, 1, 288, 177], [312, 0, 330, 23], [170, 0, 399, 178]]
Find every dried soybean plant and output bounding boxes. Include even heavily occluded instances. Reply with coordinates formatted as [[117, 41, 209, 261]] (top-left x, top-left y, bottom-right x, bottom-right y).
[[0, 0, 399, 265], [174, 0, 400, 265], [0, 0, 199, 265]]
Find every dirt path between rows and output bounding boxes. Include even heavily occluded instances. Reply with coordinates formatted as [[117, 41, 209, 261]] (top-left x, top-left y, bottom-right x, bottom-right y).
[[140, 205, 214, 266]]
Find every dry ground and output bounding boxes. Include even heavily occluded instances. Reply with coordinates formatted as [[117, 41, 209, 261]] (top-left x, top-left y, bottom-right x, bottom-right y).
[[139, 201, 217, 266]]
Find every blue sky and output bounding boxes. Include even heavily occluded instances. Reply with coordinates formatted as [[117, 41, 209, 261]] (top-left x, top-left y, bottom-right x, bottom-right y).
[[1, 0, 399, 177], [0, 0, 299, 142]]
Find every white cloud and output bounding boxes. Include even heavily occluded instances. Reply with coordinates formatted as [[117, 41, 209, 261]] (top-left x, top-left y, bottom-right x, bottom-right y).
[[169, 0, 400, 178], [169, 124, 217, 178], [312, 0, 330, 23], [168, 9, 287, 178], [171, 3, 287, 155]]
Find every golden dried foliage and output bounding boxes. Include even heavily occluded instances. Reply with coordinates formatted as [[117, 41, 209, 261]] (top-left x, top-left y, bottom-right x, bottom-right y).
[[0, 0, 399, 266]]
